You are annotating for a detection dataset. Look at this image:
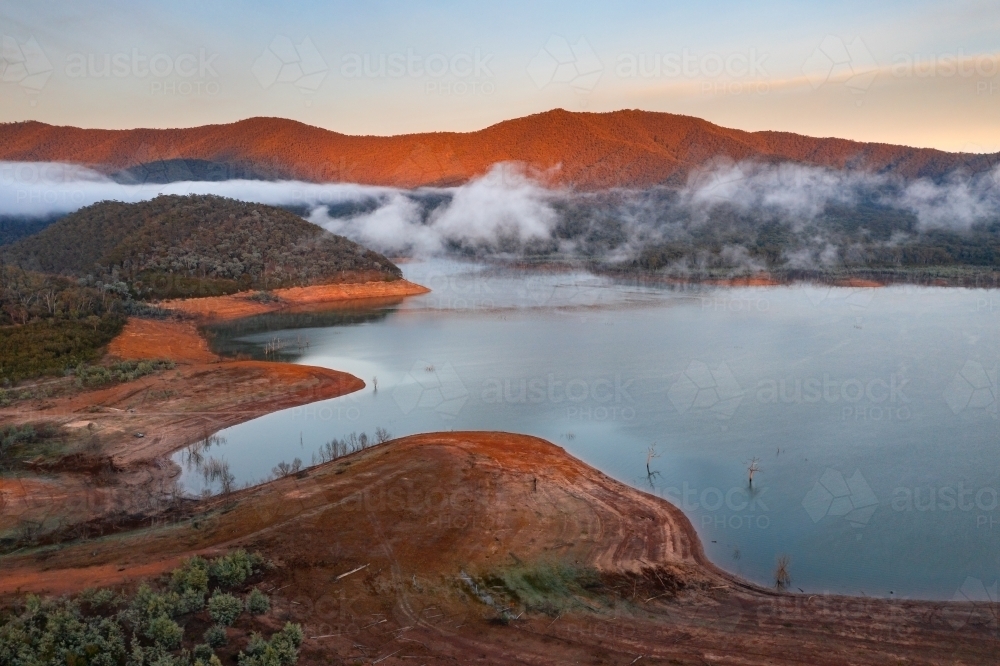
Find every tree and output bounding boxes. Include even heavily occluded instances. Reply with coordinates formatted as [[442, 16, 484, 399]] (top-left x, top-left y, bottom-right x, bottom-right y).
[[746, 457, 761, 488]]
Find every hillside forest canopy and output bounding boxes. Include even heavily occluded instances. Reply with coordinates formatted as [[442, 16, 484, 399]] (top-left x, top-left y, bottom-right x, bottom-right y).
[[3, 194, 403, 300], [0, 195, 404, 383]]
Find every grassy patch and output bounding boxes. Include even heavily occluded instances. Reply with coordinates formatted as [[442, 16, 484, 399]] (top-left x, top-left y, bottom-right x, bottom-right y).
[[73, 359, 175, 388], [0, 422, 68, 470], [477, 562, 605, 617]]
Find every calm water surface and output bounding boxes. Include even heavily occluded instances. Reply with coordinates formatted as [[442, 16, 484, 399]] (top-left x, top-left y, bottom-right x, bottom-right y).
[[173, 259, 1000, 600]]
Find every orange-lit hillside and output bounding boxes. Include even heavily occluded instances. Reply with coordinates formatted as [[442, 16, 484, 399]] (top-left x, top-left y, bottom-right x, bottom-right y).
[[1, 109, 996, 189]]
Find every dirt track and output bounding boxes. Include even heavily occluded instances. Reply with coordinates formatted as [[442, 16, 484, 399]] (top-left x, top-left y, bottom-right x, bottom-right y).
[[2, 432, 995, 665]]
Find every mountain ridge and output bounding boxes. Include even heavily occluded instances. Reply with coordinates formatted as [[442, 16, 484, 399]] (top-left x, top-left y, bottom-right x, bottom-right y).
[[1, 109, 997, 189]]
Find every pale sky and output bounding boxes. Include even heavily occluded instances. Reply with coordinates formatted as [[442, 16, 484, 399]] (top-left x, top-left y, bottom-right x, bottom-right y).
[[2, 0, 999, 151]]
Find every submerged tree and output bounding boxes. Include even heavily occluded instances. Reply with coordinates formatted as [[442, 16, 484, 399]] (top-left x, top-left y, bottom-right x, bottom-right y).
[[746, 457, 761, 488], [774, 555, 791, 591]]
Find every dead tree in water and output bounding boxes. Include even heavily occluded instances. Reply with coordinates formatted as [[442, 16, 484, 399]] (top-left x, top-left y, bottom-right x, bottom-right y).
[[645, 444, 662, 490], [746, 457, 761, 487], [774, 555, 791, 591], [646, 444, 661, 476]]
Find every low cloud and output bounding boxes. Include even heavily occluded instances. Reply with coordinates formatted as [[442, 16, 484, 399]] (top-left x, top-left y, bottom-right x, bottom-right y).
[[3, 159, 999, 268]]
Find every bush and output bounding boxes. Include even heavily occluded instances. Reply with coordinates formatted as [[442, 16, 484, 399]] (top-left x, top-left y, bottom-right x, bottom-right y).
[[128, 583, 180, 625], [209, 549, 264, 589], [195, 656, 224, 666], [207, 592, 243, 626], [0, 596, 128, 664], [74, 359, 174, 388], [246, 588, 270, 615], [0, 549, 290, 665], [204, 624, 228, 648], [193, 643, 216, 660], [238, 623, 303, 666], [171, 556, 210, 594], [146, 614, 183, 649]]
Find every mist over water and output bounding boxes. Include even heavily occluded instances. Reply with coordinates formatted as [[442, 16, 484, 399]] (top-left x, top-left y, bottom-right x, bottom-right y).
[[4, 160, 1000, 271]]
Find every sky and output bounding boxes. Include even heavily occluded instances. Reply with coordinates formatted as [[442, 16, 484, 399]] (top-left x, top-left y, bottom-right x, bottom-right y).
[[2, 0, 999, 152]]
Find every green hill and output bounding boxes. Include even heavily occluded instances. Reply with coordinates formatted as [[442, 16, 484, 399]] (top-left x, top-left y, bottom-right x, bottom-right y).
[[4, 195, 402, 298]]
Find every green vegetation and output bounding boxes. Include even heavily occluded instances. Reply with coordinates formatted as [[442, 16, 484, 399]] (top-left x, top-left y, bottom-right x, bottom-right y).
[[203, 625, 227, 649], [207, 593, 242, 627], [0, 265, 142, 383], [0, 216, 60, 246], [548, 194, 1000, 280], [244, 589, 269, 616], [73, 359, 175, 388], [0, 423, 67, 471], [0, 315, 124, 383], [0, 550, 298, 666], [478, 562, 603, 617], [0, 195, 403, 384], [4, 194, 403, 299], [208, 550, 265, 590]]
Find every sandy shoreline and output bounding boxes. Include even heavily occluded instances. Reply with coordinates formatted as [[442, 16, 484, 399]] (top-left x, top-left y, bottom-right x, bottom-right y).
[[2, 431, 993, 664], [1, 276, 996, 662], [0, 281, 432, 535], [160, 279, 430, 321]]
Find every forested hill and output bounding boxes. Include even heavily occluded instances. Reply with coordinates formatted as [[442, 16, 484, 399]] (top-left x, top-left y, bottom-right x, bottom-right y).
[[3, 195, 402, 298], [2, 109, 997, 189]]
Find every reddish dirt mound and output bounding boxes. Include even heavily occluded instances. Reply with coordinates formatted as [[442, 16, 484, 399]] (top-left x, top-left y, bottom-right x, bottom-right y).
[[1, 432, 992, 665], [835, 277, 884, 288], [108, 318, 219, 364], [160, 280, 429, 321]]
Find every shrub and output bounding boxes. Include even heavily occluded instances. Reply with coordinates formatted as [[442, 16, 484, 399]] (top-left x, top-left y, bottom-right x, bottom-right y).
[[195, 656, 224, 666], [238, 623, 303, 666], [79, 587, 117, 611], [246, 587, 270, 615], [193, 643, 216, 660], [0, 596, 128, 664], [175, 562, 208, 588], [204, 624, 228, 648], [128, 583, 179, 625], [74, 359, 175, 388], [146, 614, 183, 649], [209, 549, 264, 589], [208, 592, 243, 626]]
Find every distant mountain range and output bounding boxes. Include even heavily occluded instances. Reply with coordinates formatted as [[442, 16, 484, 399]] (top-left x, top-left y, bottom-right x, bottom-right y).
[[1, 109, 997, 190]]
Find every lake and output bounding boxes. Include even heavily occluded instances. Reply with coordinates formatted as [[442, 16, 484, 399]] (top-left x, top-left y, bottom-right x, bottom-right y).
[[173, 259, 1000, 600]]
